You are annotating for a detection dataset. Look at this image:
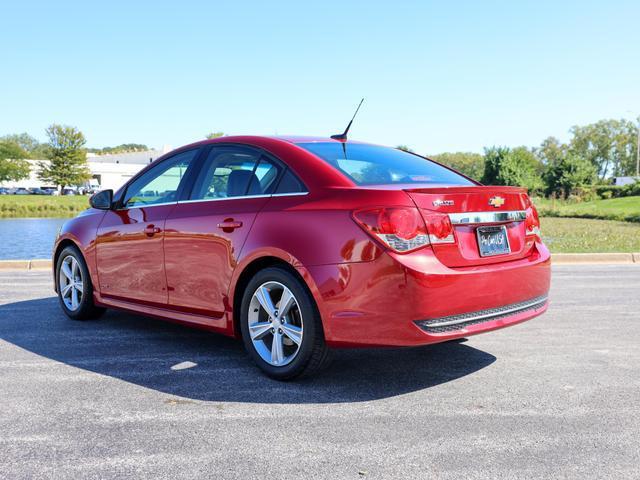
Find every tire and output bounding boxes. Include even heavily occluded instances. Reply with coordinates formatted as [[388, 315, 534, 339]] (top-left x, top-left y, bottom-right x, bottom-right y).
[[240, 267, 331, 380], [56, 245, 106, 321]]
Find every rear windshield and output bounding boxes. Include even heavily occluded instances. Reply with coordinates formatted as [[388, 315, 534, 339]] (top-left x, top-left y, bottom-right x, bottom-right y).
[[298, 142, 474, 186]]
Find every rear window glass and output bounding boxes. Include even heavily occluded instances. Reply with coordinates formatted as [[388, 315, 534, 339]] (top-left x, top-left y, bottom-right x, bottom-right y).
[[298, 142, 474, 186]]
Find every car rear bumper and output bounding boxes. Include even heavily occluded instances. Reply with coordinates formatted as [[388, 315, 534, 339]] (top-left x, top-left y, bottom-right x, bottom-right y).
[[306, 242, 551, 347]]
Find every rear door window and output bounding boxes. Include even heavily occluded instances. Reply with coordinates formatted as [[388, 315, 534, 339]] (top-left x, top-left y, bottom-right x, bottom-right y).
[[190, 146, 283, 200], [275, 169, 307, 194]]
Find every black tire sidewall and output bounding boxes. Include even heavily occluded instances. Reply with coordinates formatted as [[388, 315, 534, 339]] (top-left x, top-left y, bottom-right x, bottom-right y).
[[240, 267, 322, 379], [56, 246, 97, 320]]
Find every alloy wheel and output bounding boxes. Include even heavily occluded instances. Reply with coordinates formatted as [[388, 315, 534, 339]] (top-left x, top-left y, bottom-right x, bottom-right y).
[[248, 281, 304, 366], [59, 255, 83, 311]]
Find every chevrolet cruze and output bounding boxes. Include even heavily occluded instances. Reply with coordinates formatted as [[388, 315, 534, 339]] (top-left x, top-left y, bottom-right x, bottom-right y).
[[53, 136, 550, 379]]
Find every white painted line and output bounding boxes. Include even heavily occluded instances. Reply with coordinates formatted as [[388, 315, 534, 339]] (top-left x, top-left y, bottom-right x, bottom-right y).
[[170, 361, 198, 371]]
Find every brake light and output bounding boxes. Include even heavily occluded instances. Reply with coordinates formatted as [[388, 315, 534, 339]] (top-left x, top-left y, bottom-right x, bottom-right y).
[[422, 212, 456, 244], [353, 207, 429, 253], [525, 205, 541, 239]]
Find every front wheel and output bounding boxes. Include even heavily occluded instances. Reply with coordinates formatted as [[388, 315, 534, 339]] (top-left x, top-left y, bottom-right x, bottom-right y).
[[240, 267, 331, 380], [56, 246, 105, 321]]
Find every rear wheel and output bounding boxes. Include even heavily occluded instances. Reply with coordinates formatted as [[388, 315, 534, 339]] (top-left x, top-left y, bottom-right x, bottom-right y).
[[56, 246, 105, 320], [240, 267, 330, 380]]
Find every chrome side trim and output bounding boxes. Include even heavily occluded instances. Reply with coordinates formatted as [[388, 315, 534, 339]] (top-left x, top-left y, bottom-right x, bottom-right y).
[[271, 191, 310, 198], [178, 194, 271, 204], [448, 210, 526, 225], [176, 191, 309, 205], [417, 295, 548, 330], [116, 201, 177, 211]]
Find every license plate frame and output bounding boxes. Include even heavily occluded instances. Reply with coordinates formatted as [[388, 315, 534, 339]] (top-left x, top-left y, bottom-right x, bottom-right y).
[[476, 225, 511, 257]]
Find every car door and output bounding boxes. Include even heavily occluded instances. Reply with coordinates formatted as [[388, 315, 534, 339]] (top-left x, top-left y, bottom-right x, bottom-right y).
[[95, 148, 200, 305], [163, 145, 283, 321]]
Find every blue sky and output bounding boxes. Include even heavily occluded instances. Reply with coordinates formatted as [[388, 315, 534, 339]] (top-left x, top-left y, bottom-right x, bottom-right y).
[[1, 1, 639, 154]]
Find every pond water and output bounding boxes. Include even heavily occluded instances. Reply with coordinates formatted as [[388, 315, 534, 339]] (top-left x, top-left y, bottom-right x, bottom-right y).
[[0, 218, 68, 260]]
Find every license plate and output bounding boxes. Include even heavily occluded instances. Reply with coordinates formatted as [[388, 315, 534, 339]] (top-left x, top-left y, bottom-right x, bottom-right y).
[[476, 225, 510, 257]]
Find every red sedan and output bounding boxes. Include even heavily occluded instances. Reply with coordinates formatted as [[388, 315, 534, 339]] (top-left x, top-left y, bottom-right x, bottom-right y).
[[53, 136, 550, 379]]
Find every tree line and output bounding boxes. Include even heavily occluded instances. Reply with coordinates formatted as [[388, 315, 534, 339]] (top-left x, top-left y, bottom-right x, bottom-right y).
[[2, 119, 638, 195], [427, 118, 639, 199], [0, 126, 155, 189], [0, 125, 91, 189]]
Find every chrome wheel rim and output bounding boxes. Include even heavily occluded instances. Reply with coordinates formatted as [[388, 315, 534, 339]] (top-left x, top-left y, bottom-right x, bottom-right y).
[[59, 255, 83, 311], [248, 281, 303, 367]]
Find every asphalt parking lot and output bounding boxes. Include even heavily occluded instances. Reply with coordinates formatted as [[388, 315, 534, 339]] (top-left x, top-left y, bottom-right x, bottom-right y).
[[1, 265, 639, 479]]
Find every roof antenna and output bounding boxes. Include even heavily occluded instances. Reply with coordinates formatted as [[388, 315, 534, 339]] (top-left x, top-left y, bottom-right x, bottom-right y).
[[331, 98, 364, 141]]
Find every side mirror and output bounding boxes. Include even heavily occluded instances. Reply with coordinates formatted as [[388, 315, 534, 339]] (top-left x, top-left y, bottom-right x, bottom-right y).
[[89, 189, 113, 210]]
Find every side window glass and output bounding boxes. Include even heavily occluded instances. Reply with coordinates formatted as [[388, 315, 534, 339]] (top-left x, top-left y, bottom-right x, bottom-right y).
[[275, 169, 306, 194], [190, 148, 282, 200], [124, 149, 197, 208], [248, 157, 282, 195], [190, 147, 259, 200]]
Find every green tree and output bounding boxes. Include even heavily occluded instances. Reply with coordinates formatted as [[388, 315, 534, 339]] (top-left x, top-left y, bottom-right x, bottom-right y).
[[0, 141, 31, 182], [481, 146, 509, 185], [569, 119, 637, 179], [88, 143, 148, 155], [0, 133, 49, 159], [544, 153, 597, 198], [536, 136, 567, 167], [0, 133, 38, 153], [482, 146, 543, 192], [38, 124, 91, 189], [396, 145, 414, 153], [431, 152, 485, 181], [206, 132, 225, 139]]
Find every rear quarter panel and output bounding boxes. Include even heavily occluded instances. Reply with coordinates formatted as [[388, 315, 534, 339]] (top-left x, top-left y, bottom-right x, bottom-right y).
[[241, 188, 418, 266], [228, 188, 414, 332]]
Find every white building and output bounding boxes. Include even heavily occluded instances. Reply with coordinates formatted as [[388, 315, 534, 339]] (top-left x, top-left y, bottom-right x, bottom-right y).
[[613, 176, 639, 186], [0, 146, 172, 191]]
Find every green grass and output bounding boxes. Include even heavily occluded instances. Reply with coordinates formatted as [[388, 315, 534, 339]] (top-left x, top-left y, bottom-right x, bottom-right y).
[[0, 195, 89, 218], [541, 217, 640, 253], [535, 196, 640, 222], [1, 194, 639, 253]]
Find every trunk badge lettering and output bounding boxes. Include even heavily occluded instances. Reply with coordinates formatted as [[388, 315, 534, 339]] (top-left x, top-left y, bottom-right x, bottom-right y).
[[432, 199, 454, 207], [489, 196, 505, 208]]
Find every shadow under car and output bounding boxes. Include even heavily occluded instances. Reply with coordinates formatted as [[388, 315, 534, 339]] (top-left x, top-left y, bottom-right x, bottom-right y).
[[0, 296, 496, 403]]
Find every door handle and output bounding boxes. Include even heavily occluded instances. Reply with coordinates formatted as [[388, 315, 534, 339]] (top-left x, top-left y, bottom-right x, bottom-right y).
[[144, 224, 162, 236], [217, 219, 243, 232]]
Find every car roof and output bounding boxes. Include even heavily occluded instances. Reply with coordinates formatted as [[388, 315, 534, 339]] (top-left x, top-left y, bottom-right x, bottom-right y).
[[124, 135, 362, 196], [176, 135, 369, 151]]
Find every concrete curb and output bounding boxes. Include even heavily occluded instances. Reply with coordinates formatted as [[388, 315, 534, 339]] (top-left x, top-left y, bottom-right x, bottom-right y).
[[552, 253, 639, 264], [0, 259, 52, 270], [1, 253, 639, 270]]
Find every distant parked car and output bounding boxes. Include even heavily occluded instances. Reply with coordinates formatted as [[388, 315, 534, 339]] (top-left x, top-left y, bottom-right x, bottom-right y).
[[61, 188, 77, 196], [30, 188, 48, 195], [43, 188, 59, 196], [13, 188, 30, 195], [0, 187, 10, 195]]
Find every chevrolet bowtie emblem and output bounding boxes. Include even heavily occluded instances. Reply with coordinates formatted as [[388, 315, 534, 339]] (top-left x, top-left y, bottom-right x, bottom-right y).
[[488, 196, 505, 208]]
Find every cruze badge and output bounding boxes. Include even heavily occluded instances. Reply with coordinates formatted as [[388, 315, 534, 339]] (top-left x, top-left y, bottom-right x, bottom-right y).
[[433, 199, 454, 207], [488, 196, 505, 208]]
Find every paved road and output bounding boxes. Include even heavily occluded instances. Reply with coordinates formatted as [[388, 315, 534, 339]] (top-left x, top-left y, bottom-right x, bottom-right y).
[[1, 266, 638, 479]]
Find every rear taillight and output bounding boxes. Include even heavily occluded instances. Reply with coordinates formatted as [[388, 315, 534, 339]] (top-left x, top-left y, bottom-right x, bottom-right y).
[[353, 207, 429, 253], [353, 207, 456, 253], [525, 205, 541, 239], [422, 212, 456, 244]]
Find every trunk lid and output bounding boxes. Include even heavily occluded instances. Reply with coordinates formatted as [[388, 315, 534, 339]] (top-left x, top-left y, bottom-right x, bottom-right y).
[[404, 186, 536, 267]]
